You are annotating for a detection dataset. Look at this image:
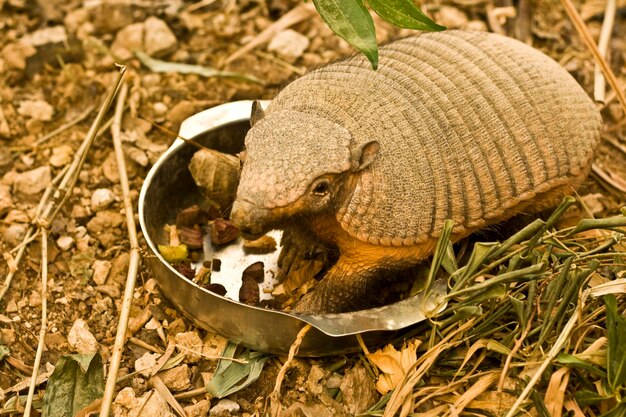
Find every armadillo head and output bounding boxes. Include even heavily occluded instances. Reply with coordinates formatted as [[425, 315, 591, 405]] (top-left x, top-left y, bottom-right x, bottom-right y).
[[231, 106, 379, 239]]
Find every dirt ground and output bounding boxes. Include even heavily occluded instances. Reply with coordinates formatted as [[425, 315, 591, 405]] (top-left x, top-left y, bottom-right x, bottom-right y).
[[0, 0, 625, 416]]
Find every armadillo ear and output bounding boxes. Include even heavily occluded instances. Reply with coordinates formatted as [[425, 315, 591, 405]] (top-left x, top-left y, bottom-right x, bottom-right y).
[[250, 100, 265, 127], [354, 141, 380, 171]]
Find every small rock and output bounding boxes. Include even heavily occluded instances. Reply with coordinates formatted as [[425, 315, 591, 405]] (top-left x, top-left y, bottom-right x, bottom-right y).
[[210, 399, 240, 417], [29, 291, 42, 307], [95, 284, 120, 298], [17, 100, 54, 121], [111, 22, 144, 61], [109, 252, 130, 284], [3, 223, 27, 247], [4, 209, 30, 223], [0, 328, 16, 345], [86, 210, 124, 234], [582, 193, 605, 216], [157, 364, 191, 391], [202, 332, 228, 358], [166, 100, 196, 126], [114, 386, 137, 409], [50, 145, 73, 167], [0, 184, 12, 217], [13, 165, 51, 195], [174, 331, 203, 362], [2, 40, 36, 69], [0, 147, 13, 174], [45, 332, 67, 349], [5, 300, 18, 313], [153, 102, 168, 115], [71, 204, 90, 222], [56, 235, 75, 251], [307, 365, 325, 395], [135, 352, 158, 377], [184, 400, 210, 417], [435, 6, 469, 29], [465, 20, 488, 32], [92, 259, 111, 285], [102, 151, 139, 183], [68, 318, 99, 354], [90, 188, 115, 212], [143, 17, 178, 57], [126, 146, 149, 167], [267, 29, 310, 62]]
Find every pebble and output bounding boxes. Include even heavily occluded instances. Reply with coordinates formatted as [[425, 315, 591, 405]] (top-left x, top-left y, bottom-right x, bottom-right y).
[[17, 99, 54, 121], [210, 399, 240, 416], [153, 102, 168, 115], [92, 259, 112, 285], [135, 352, 158, 377], [435, 6, 469, 28], [90, 188, 115, 212], [50, 145, 73, 167], [5, 300, 18, 313], [0, 184, 12, 217], [144, 17, 178, 57], [268, 29, 310, 63], [174, 331, 203, 362], [184, 400, 210, 417], [67, 318, 99, 354], [109, 252, 130, 284], [157, 364, 191, 391], [86, 210, 124, 234], [13, 165, 51, 195], [1, 41, 36, 70], [4, 209, 30, 223], [3, 223, 27, 246], [56, 235, 75, 251], [0, 148, 13, 175], [110, 22, 144, 61]]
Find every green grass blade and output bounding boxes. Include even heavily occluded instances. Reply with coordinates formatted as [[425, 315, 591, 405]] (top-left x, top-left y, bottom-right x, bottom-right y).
[[313, 0, 378, 68], [366, 0, 445, 31], [605, 294, 626, 392]]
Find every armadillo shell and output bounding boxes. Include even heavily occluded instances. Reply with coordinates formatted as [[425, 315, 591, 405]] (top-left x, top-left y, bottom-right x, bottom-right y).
[[268, 30, 602, 246]]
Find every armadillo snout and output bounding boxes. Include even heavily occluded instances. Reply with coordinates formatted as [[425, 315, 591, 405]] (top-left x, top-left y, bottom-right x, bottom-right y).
[[231, 199, 270, 240]]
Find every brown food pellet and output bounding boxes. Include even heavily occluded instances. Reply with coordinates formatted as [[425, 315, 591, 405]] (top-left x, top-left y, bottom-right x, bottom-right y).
[[173, 262, 195, 279], [203, 283, 227, 296], [210, 219, 240, 245], [211, 258, 221, 271], [176, 205, 209, 228], [242, 261, 265, 283], [179, 225, 204, 249], [203, 260, 212, 269], [239, 275, 260, 305]]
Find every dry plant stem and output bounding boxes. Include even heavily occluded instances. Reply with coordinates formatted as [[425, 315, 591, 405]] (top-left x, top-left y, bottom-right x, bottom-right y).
[[46, 67, 127, 226], [35, 104, 96, 145], [560, 0, 626, 116], [497, 314, 533, 391], [270, 324, 312, 417], [99, 81, 141, 417], [503, 294, 585, 417], [593, 0, 616, 103], [23, 228, 48, 417]]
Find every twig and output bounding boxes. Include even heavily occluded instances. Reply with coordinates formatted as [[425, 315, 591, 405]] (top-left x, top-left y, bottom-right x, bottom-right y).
[[23, 227, 48, 417], [593, 0, 616, 103], [560, 0, 626, 115], [270, 324, 312, 417], [175, 344, 248, 363], [99, 81, 142, 417], [182, 0, 219, 13], [35, 105, 96, 145]]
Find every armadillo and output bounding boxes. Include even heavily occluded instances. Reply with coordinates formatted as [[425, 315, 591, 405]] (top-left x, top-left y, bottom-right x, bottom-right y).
[[230, 30, 602, 314]]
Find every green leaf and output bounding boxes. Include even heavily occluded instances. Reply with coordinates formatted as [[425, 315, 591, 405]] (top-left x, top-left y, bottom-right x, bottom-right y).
[[313, 0, 378, 69], [574, 389, 612, 407], [606, 294, 626, 391], [366, 0, 445, 31], [555, 353, 607, 377], [0, 345, 9, 361], [205, 343, 271, 398], [42, 353, 104, 417]]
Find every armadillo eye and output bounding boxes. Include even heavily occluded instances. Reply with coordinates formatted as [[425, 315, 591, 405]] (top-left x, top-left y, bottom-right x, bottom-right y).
[[312, 179, 330, 196]]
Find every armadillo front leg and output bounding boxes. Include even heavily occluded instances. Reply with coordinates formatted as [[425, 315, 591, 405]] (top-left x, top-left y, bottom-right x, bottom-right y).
[[292, 255, 416, 314]]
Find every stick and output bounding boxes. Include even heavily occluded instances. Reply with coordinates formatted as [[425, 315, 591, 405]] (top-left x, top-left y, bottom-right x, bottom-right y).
[[560, 0, 626, 115], [22, 228, 48, 417], [99, 81, 142, 417], [593, 0, 616, 103]]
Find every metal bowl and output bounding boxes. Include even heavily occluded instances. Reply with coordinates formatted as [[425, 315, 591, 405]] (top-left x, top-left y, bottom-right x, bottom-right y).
[[138, 101, 446, 356]]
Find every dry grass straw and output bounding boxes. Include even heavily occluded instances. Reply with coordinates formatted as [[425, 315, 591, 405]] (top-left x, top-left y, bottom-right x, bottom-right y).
[[372, 197, 626, 417]]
